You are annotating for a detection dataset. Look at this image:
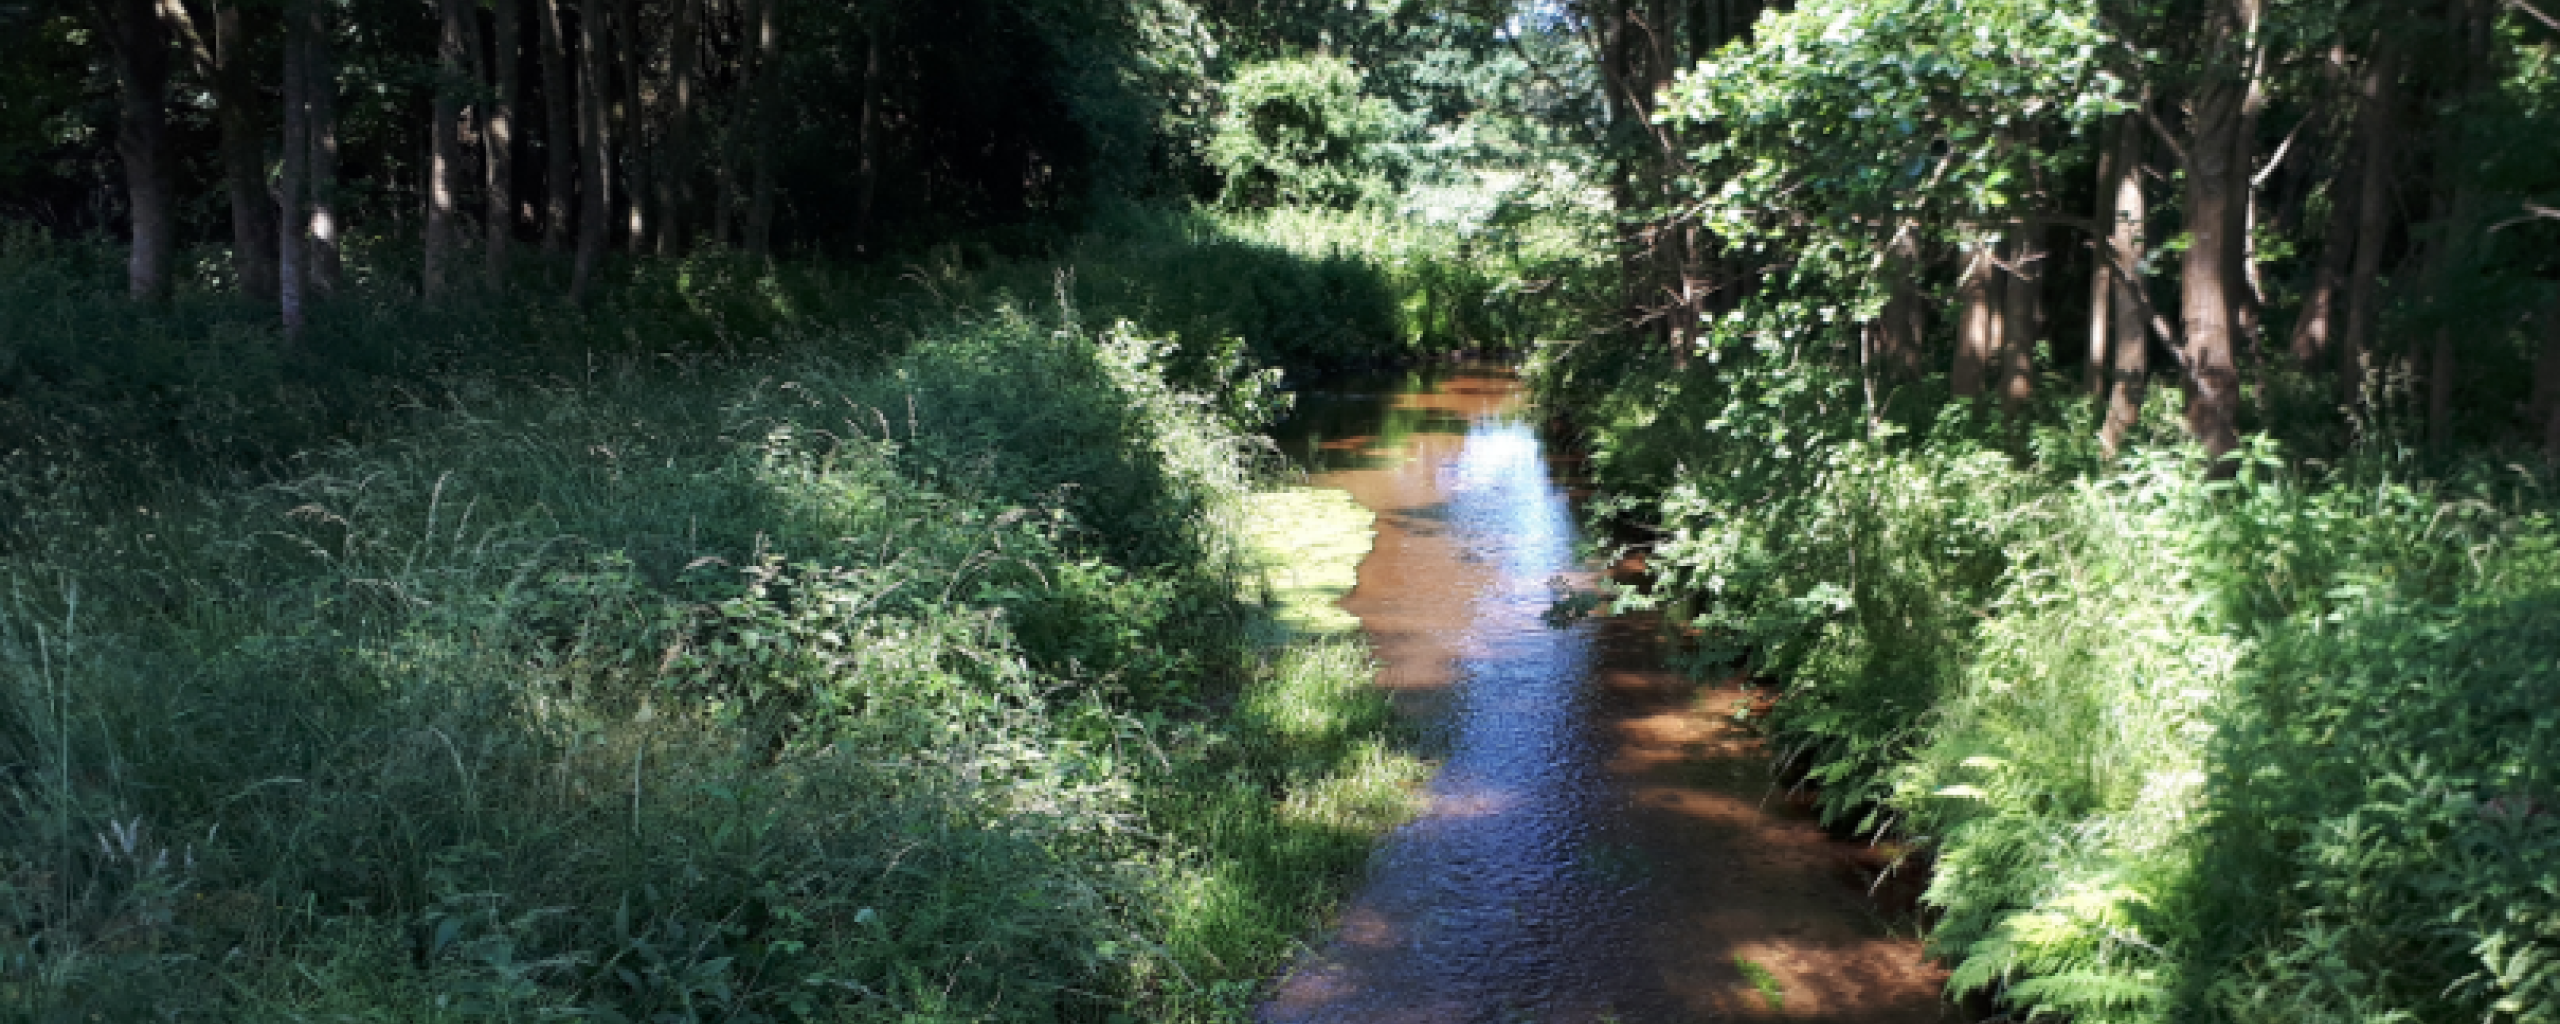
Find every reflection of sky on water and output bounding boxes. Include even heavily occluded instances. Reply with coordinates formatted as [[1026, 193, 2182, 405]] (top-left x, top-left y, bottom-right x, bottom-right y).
[[1271, 390, 1642, 1021]]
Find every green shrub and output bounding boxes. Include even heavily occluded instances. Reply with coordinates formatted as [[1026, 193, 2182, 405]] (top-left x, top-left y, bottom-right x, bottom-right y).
[[1208, 57, 1400, 210], [1545, 342, 2560, 1024], [0, 236, 1418, 1020]]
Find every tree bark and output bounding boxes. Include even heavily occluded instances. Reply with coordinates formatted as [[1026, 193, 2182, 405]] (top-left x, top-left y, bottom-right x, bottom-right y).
[[711, 0, 738, 249], [656, 0, 702, 255], [2230, 17, 2269, 359], [540, 0, 576, 252], [205, 0, 281, 301], [2001, 221, 2042, 415], [2101, 113, 2150, 458], [426, 0, 469, 300], [1875, 228, 1923, 382], [2426, 0, 2495, 455], [306, 3, 342, 294], [2339, 41, 2397, 412], [852, 10, 885, 255], [2534, 301, 2560, 464], [573, 0, 613, 300], [486, 0, 522, 292], [1954, 233, 1997, 398], [2087, 116, 2117, 398], [281, 0, 312, 341], [2288, 149, 2357, 367], [2180, 5, 2248, 473], [95, 0, 175, 303], [616, 0, 650, 254], [744, 0, 780, 257]]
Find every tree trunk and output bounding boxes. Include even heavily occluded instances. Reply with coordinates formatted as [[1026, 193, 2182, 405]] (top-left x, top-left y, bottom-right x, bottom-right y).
[[281, 0, 312, 341], [307, 3, 342, 294], [2339, 41, 2397, 412], [2288, 149, 2357, 367], [744, 0, 779, 257], [486, 0, 521, 292], [2001, 221, 2042, 414], [98, 0, 175, 303], [2534, 301, 2560, 464], [1954, 234, 1997, 398], [2180, 8, 2248, 473], [539, 0, 575, 252], [208, 0, 281, 302], [616, 0, 650, 254], [852, 11, 884, 255], [2101, 113, 2150, 458], [426, 0, 469, 300], [711, 0, 738, 250], [2087, 116, 2117, 398], [1875, 228, 1923, 382], [657, 0, 701, 255], [2229, 18, 2268, 360], [2426, 0, 2495, 456], [573, 0, 613, 300]]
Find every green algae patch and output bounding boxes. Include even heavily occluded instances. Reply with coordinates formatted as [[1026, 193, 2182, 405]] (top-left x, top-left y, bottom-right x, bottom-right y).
[[1240, 485, 1375, 638], [1142, 485, 1428, 1021]]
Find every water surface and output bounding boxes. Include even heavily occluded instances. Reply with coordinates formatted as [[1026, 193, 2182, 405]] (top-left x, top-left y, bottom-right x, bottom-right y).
[[1260, 365, 1950, 1024]]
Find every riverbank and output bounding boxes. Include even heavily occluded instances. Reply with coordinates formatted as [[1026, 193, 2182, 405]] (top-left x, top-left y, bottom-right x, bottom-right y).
[[0, 266, 1418, 1022], [1532, 342, 2560, 1023]]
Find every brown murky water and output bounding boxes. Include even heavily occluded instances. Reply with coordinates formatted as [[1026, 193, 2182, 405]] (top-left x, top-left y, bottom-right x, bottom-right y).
[[1260, 365, 1952, 1024]]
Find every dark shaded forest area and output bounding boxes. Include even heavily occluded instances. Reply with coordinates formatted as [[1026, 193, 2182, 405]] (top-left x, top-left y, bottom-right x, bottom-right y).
[[2, 0, 2558, 1019]]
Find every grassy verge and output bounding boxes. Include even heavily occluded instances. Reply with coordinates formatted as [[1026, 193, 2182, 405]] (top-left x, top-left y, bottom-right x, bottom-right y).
[[0, 223, 1423, 1020], [1538, 340, 2560, 1024]]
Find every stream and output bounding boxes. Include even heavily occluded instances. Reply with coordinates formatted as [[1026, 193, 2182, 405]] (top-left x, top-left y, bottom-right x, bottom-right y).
[[1259, 364, 1952, 1024]]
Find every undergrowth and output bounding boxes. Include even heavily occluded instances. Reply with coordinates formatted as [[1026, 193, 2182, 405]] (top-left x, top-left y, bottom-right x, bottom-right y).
[[0, 220, 1432, 1020], [1537, 331, 2560, 1024]]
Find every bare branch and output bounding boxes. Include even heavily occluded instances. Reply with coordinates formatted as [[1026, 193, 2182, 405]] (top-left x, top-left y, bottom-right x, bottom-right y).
[[2252, 112, 2309, 188], [2488, 202, 2560, 233], [2508, 0, 2560, 32], [2141, 104, 2192, 169]]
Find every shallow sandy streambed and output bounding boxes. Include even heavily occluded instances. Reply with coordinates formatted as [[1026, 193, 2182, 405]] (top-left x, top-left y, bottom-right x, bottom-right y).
[[1258, 364, 1952, 1024]]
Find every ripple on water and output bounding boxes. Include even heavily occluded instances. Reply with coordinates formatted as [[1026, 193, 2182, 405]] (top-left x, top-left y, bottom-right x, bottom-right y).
[[1259, 365, 1951, 1024]]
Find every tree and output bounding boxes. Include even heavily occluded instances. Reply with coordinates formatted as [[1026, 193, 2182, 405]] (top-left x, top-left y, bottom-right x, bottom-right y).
[[573, 0, 611, 300], [87, 0, 176, 302], [280, 0, 314, 339], [742, 0, 780, 257], [540, 0, 575, 252], [2098, 111, 2149, 457], [425, 0, 470, 299], [2172, 0, 2251, 472], [486, 0, 522, 291], [656, 0, 701, 255], [168, 0, 281, 300]]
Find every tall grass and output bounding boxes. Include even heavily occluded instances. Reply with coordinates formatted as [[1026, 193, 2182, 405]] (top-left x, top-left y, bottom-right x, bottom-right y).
[[1540, 336, 2560, 1024], [0, 224, 1426, 1020]]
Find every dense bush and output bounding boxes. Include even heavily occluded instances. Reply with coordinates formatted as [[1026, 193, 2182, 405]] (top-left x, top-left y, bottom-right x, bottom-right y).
[[1539, 334, 2560, 1024], [1208, 57, 1401, 211], [0, 236, 1424, 1020]]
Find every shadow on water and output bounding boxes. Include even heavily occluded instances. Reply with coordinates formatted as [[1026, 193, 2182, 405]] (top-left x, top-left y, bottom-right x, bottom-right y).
[[1261, 364, 1954, 1024]]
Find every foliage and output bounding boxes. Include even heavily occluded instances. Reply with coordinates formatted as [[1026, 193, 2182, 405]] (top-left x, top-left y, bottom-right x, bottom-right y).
[[1545, 327, 2560, 1022], [1209, 57, 1400, 210]]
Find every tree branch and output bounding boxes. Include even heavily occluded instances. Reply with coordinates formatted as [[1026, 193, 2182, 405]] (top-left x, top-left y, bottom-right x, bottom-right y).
[[2488, 202, 2560, 233], [2252, 112, 2309, 188], [2141, 103, 2191, 169], [2508, 0, 2560, 32]]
